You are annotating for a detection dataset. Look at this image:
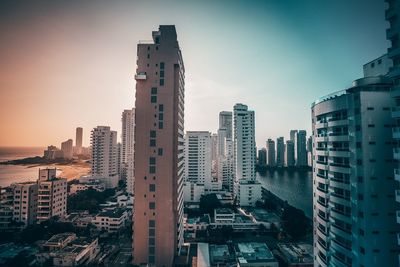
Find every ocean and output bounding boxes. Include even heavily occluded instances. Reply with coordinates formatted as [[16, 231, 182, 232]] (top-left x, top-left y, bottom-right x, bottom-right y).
[[0, 147, 46, 187]]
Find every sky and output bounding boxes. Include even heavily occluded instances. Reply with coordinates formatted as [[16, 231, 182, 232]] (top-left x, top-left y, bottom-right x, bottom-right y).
[[0, 0, 390, 147]]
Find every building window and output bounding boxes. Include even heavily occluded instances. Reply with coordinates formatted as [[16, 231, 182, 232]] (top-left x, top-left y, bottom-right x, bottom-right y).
[[159, 122, 163, 129], [149, 157, 156, 164], [160, 62, 165, 69], [150, 130, 156, 138], [149, 202, 156, 209], [150, 184, 156, 192], [150, 139, 156, 147], [151, 87, 157, 94], [158, 148, 163, 156], [160, 79, 164, 86], [159, 104, 164, 111], [149, 166, 156, 173], [151, 95, 157, 103], [160, 70, 164, 78], [149, 220, 155, 227]]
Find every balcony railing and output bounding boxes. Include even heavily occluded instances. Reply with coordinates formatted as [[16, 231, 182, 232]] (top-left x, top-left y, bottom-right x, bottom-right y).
[[134, 72, 147, 80]]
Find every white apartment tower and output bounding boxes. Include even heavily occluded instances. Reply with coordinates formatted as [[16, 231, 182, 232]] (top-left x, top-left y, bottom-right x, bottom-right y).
[[184, 131, 212, 190], [12, 182, 38, 226], [233, 103, 261, 206], [121, 109, 135, 194], [37, 168, 67, 222], [312, 75, 399, 267], [219, 111, 232, 139], [61, 139, 73, 160], [386, 0, 400, 264], [91, 126, 119, 188]]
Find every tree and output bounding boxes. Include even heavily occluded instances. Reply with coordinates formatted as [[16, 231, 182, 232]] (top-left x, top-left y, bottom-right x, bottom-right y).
[[281, 205, 310, 240], [199, 194, 222, 216]]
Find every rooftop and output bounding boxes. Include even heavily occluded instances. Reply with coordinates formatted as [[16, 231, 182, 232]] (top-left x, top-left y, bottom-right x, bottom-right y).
[[215, 208, 234, 214], [209, 244, 234, 264], [277, 243, 313, 264], [44, 233, 76, 246], [97, 208, 126, 218], [235, 242, 275, 263]]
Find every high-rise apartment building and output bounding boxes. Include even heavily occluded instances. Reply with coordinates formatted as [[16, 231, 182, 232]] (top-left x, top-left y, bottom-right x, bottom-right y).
[[258, 148, 266, 166], [217, 128, 227, 157], [295, 130, 307, 167], [307, 135, 313, 167], [121, 109, 135, 194], [233, 103, 261, 206], [61, 139, 73, 160], [386, 0, 400, 264], [133, 25, 184, 266], [219, 111, 233, 139], [285, 140, 295, 167], [90, 126, 119, 188], [37, 168, 67, 223], [276, 137, 285, 167], [211, 133, 218, 175], [312, 74, 398, 267], [290, 130, 297, 142], [12, 182, 38, 226], [266, 139, 276, 167], [184, 131, 212, 190], [76, 127, 83, 152]]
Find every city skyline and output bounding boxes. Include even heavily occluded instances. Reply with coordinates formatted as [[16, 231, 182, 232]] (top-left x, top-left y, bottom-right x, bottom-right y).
[[0, 0, 389, 147]]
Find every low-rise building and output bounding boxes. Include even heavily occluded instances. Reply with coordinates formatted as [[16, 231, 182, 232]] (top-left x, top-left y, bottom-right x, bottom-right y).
[[11, 182, 38, 226], [43, 233, 77, 252], [235, 242, 278, 267], [275, 243, 313, 267], [209, 244, 236, 266], [184, 214, 210, 232], [183, 182, 205, 203], [69, 181, 105, 195], [52, 237, 99, 267], [235, 180, 262, 207], [214, 208, 235, 224], [92, 208, 128, 232]]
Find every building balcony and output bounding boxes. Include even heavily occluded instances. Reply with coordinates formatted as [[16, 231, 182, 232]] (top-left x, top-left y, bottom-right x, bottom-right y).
[[393, 107, 400, 118], [387, 27, 398, 39], [394, 148, 400, 160], [388, 46, 400, 59], [315, 121, 328, 129], [134, 72, 147, 80], [385, 7, 397, 20], [327, 119, 348, 127], [395, 169, 400, 182], [396, 190, 400, 203], [393, 127, 400, 139]]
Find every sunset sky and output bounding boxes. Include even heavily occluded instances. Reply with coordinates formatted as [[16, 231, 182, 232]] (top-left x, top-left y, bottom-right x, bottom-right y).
[[0, 0, 389, 147]]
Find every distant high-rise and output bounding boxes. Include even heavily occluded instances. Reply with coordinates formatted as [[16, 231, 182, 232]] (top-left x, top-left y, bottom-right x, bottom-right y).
[[233, 103, 261, 206], [258, 148, 266, 166], [289, 130, 297, 143], [76, 127, 83, 149], [184, 131, 212, 190], [121, 109, 135, 194], [295, 130, 307, 167], [312, 74, 398, 266], [276, 137, 285, 167], [61, 139, 73, 160], [219, 111, 232, 139], [266, 139, 276, 167], [133, 25, 184, 266], [306, 135, 313, 167], [284, 140, 295, 167], [90, 126, 118, 188], [386, 0, 400, 264]]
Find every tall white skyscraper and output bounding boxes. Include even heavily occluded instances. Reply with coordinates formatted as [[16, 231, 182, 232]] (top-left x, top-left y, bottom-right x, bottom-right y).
[[184, 131, 212, 190], [121, 109, 135, 194], [266, 139, 276, 167], [312, 73, 398, 266], [90, 126, 118, 188], [276, 137, 285, 167], [233, 103, 261, 206], [219, 111, 232, 139], [285, 140, 295, 167]]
